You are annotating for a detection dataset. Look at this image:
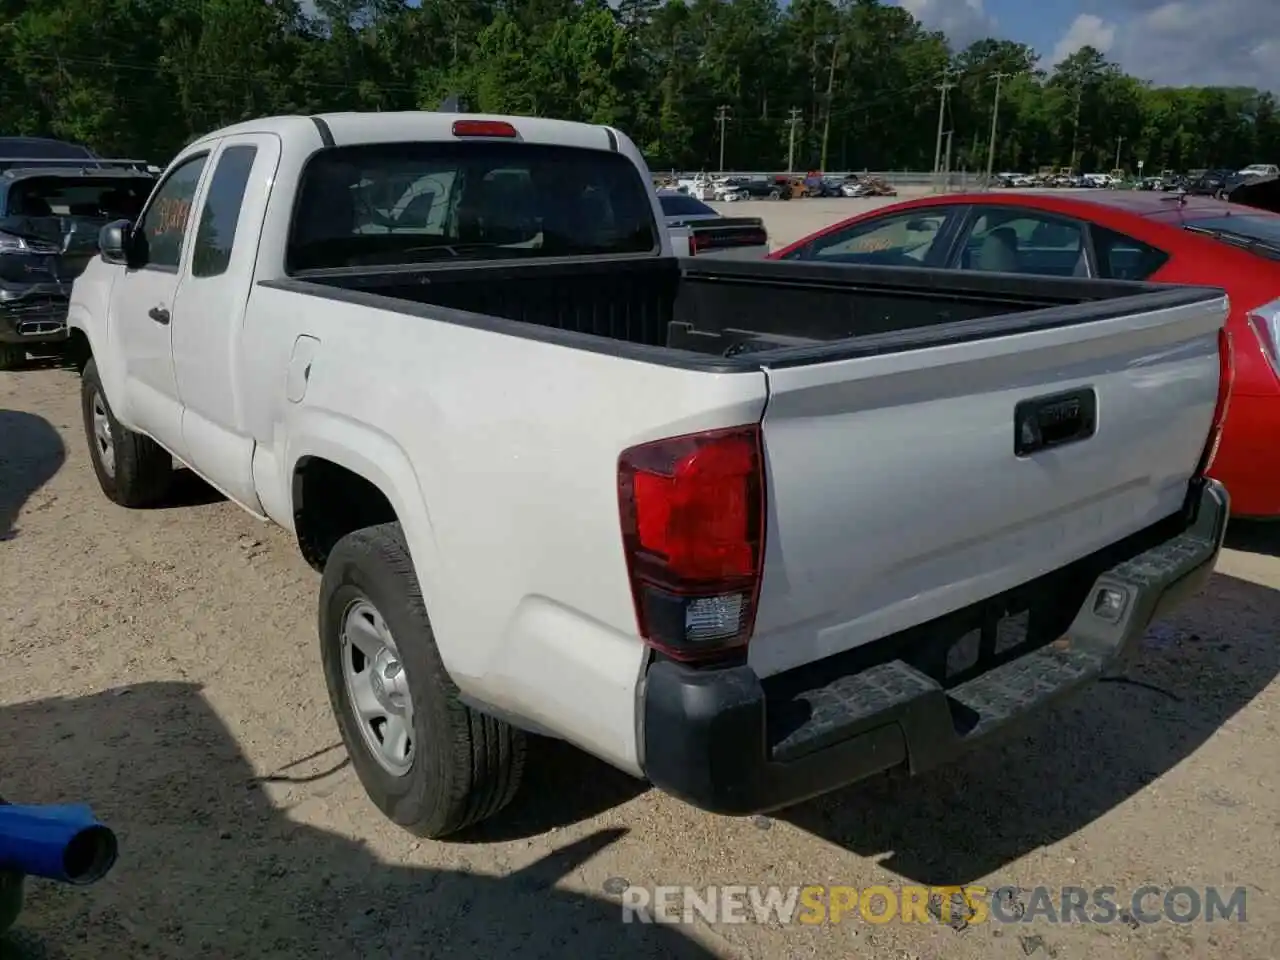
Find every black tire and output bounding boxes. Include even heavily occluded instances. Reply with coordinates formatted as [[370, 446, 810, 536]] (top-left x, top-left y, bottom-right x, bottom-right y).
[[768, 188, 781, 199], [80, 359, 172, 507], [0, 343, 24, 371], [319, 522, 526, 838]]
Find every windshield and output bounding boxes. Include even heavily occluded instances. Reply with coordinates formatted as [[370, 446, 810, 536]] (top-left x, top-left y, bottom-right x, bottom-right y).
[[1185, 214, 1280, 253], [1, 175, 152, 252], [659, 194, 718, 218], [286, 141, 659, 273]]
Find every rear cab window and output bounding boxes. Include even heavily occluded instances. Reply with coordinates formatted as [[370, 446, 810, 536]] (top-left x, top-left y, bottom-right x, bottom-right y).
[[285, 142, 659, 273]]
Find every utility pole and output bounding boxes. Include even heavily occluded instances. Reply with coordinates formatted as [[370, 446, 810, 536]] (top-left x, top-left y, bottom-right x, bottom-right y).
[[787, 107, 803, 173], [942, 130, 954, 189], [715, 105, 731, 173], [932, 73, 955, 177], [820, 36, 841, 172], [985, 71, 1011, 186], [1069, 85, 1083, 173], [1114, 135, 1124, 171]]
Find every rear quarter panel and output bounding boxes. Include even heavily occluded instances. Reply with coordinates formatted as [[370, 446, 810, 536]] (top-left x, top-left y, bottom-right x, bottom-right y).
[[240, 283, 768, 772]]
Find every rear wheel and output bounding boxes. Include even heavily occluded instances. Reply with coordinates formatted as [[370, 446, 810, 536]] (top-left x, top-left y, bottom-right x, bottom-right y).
[[0, 343, 24, 371], [80, 360, 172, 507], [768, 188, 782, 199], [320, 522, 526, 838]]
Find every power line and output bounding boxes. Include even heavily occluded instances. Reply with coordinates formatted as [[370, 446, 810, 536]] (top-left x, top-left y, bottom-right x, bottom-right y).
[[985, 71, 1012, 185], [786, 106, 802, 172], [715, 104, 731, 172]]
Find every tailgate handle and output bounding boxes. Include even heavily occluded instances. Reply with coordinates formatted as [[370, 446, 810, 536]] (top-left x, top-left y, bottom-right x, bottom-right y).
[[1014, 388, 1097, 456]]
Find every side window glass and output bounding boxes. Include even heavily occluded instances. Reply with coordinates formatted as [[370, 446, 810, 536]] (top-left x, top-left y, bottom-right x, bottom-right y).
[[136, 155, 208, 270], [192, 145, 258, 278], [959, 210, 1086, 276], [1091, 226, 1169, 280], [792, 210, 950, 265]]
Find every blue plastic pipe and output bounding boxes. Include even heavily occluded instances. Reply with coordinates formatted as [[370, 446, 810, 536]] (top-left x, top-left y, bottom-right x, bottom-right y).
[[0, 804, 118, 885]]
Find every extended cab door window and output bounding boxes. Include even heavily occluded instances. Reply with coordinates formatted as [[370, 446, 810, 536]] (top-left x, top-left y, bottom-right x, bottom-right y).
[[955, 208, 1089, 277], [134, 155, 208, 271], [191, 145, 258, 277], [781, 208, 957, 268]]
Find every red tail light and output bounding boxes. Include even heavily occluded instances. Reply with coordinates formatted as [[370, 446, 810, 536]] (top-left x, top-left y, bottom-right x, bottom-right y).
[[1196, 326, 1234, 476], [688, 232, 705, 256], [451, 120, 518, 138], [618, 425, 766, 663]]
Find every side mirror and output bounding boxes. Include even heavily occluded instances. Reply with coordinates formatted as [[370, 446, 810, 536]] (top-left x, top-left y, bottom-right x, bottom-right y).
[[905, 218, 938, 232], [98, 220, 132, 266]]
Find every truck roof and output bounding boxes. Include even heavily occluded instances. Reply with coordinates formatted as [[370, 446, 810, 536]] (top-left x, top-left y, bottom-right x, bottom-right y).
[[186, 112, 620, 155]]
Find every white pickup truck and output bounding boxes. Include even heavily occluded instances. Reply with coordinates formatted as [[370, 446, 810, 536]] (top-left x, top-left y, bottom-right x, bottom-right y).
[[68, 111, 1232, 838]]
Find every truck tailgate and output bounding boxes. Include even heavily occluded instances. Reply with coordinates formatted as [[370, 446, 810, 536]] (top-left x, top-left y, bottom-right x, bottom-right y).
[[749, 292, 1229, 678]]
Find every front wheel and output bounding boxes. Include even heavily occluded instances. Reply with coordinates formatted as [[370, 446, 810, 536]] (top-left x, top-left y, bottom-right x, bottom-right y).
[[80, 360, 172, 507], [319, 522, 526, 838]]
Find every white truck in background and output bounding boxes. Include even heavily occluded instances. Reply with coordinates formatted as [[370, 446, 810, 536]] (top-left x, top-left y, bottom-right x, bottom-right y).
[[68, 111, 1231, 838]]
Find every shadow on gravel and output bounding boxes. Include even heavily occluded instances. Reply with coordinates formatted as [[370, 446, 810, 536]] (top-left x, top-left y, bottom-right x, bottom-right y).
[[782, 571, 1280, 885], [0, 410, 65, 542], [0, 683, 712, 960]]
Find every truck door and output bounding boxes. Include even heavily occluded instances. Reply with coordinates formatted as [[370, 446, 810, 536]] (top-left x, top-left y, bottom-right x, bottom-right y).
[[112, 153, 210, 458], [171, 133, 281, 513]]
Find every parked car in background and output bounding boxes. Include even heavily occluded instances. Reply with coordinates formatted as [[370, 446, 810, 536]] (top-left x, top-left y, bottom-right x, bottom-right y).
[[657, 189, 770, 258], [841, 176, 897, 198], [0, 147, 154, 368], [737, 176, 792, 199], [769, 188, 1280, 517], [1239, 164, 1279, 180], [1187, 169, 1242, 198]]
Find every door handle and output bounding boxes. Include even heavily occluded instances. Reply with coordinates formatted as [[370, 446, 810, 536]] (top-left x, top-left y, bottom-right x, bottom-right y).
[[148, 306, 170, 325]]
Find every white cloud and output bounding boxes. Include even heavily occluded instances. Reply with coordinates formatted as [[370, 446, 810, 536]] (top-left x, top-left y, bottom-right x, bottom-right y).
[[896, 0, 999, 50], [1085, 0, 1280, 89], [1049, 14, 1117, 66]]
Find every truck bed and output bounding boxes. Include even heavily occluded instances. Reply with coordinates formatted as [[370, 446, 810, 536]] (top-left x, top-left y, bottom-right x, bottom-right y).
[[284, 256, 1219, 364], [274, 255, 1228, 678]]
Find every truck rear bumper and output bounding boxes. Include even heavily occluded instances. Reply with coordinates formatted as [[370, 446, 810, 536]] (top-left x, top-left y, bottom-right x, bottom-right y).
[[640, 478, 1229, 816]]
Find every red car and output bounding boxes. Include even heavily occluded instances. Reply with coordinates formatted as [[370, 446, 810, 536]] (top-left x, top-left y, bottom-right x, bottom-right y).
[[769, 191, 1280, 517]]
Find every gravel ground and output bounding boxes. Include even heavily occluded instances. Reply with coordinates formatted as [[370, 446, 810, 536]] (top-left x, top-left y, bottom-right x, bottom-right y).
[[1, 200, 1278, 959]]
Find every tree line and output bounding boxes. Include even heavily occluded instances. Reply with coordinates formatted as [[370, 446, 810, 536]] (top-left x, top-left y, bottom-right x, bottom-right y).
[[1, 0, 1276, 175]]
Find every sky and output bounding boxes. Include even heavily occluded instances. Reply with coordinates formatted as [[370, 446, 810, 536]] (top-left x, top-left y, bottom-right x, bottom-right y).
[[893, 0, 1279, 90]]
